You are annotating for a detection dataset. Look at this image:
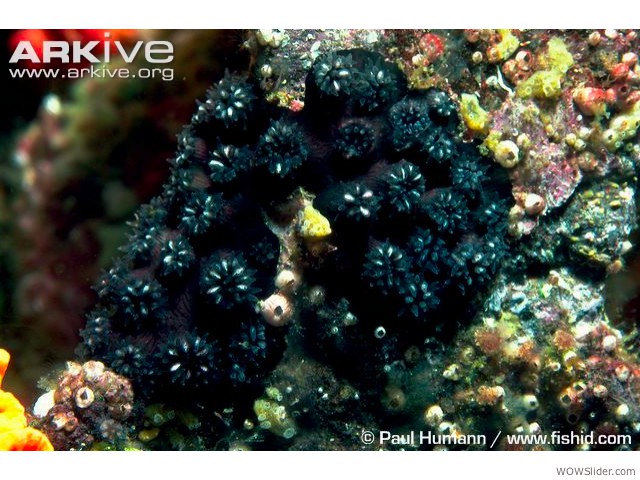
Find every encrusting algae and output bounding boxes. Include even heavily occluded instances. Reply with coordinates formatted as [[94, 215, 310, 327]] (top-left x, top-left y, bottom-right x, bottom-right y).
[[516, 37, 574, 100], [0, 349, 53, 451]]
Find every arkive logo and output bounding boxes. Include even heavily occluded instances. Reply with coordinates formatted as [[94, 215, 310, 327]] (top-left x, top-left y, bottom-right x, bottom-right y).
[[9, 31, 173, 64]]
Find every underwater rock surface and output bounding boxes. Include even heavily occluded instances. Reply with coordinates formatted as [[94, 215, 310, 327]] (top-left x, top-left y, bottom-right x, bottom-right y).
[[7, 29, 640, 451]]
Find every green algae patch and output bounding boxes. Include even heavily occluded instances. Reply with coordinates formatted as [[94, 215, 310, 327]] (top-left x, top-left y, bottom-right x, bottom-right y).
[[543, 37, 574, 75], [517, 70, 564, 99], [460, 93, 490, 133], [516, 37, 573, 100]]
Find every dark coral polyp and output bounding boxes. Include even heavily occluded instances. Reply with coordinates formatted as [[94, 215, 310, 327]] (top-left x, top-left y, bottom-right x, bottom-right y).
[[334, 120, 375, 160], [256, 119, 310, 177], [78, 49, 509, 408], [200, 252, 259, 310]]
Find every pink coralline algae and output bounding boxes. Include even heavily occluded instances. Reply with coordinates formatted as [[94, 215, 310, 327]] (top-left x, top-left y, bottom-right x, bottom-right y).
[[486, 94, 584, 235]]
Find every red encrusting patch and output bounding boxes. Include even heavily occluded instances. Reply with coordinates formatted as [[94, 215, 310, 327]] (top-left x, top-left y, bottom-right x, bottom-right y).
[[418, 33, 445, 65]]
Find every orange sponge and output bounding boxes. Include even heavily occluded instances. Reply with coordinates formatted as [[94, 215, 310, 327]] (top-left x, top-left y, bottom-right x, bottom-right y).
[[0, 349, 54, 451]]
